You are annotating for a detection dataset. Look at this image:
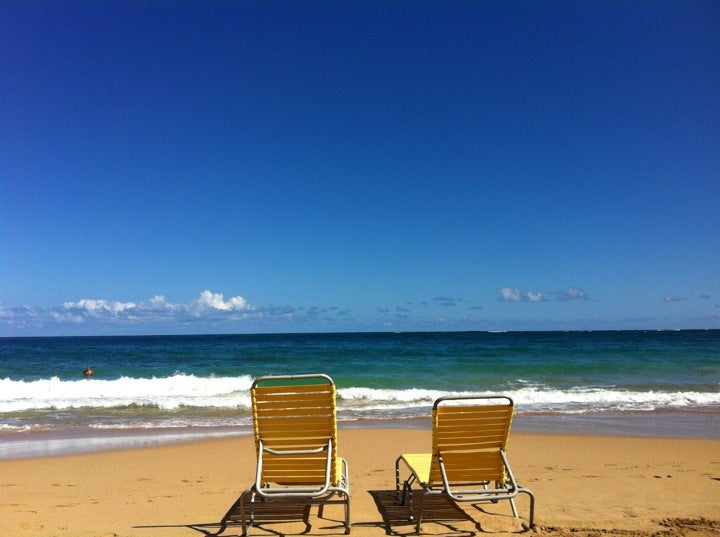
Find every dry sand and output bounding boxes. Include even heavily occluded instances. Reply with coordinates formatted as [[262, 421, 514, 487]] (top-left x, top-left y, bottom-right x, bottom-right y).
[[1, 429, 719, 537]]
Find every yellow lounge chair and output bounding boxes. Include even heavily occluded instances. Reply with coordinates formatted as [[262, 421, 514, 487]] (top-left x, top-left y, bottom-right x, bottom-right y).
[[234, 374, 351, 535], [395, 395, 534, 532]]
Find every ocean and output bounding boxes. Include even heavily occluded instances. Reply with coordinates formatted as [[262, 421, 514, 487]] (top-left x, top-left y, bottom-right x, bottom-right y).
[[1, 330, 718, 458]]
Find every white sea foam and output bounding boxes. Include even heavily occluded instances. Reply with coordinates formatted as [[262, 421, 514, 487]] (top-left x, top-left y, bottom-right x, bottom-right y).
[[0, 374, 255, 412], [1, 375, 718, 414], [337, 386, 720, 413], [0, 423, 36, 432]]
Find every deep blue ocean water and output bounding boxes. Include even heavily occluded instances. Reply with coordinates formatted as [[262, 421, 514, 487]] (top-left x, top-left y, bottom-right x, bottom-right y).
[[1, 330, 718, 457]]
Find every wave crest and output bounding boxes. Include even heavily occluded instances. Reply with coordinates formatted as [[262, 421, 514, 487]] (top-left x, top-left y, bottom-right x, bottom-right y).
[[2, 375, 718, 414], [0, 374, 255, 412]]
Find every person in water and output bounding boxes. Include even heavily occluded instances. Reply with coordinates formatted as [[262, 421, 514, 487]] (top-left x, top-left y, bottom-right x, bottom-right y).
[[84, 365, 94, 378]]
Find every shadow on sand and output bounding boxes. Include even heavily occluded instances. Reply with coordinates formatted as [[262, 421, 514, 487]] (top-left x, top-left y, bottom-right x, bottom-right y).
[[134, 489, 530, 536], [368, 489, 477, 536], [136, 493, 347, 537]]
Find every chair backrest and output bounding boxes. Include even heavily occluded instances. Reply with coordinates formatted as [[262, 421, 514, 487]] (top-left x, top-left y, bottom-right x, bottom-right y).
[[428, 395, 514, 487], [251, 374, 341, 486]]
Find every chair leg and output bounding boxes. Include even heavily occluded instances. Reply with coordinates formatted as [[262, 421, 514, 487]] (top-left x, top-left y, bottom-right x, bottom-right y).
[[414, 492, 430, 533], [403, 481, 415, 520], [517, 487, 535, 529], [394, 457, 403, 503], [509, 496, 519, 518], [344, 491, 352, 534], [239, 489, 255, 537]]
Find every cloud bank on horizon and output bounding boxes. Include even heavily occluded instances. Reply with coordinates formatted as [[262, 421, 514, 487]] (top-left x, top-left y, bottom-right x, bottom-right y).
[[1, 287, 717, 336]]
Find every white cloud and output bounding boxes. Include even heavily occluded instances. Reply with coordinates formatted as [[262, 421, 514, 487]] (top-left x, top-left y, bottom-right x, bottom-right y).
[[499, 287, 523, 302], [51, 310, 85, 323], [501, 286, 589, 303], [194, 290, 249, 312], [147, 295, 176, 310], [0, 290, 258, 332], [64, 298, 137, 314], [498, 287, 546, 302], [557, 287, 588, 301], [663, 294, 687, 303]]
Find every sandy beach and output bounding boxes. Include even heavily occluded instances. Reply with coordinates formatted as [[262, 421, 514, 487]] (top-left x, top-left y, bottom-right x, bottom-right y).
[[2, 428, 719, 537]]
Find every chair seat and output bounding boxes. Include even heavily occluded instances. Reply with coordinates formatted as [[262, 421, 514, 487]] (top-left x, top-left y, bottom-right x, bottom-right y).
[[398, 453, 432, 484]]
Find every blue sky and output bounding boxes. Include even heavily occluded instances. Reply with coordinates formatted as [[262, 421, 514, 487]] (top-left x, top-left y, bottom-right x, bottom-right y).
[[2, 1, 719, 336]]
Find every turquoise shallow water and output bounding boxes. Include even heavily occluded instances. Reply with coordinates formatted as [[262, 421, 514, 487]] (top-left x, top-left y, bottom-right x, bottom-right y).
[[1, 330, 718, 456]]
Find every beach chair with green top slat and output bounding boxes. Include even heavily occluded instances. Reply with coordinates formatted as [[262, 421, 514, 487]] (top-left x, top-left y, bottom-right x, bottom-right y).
[[395, 395, 534, 533], [235, 374, 351, 536]]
